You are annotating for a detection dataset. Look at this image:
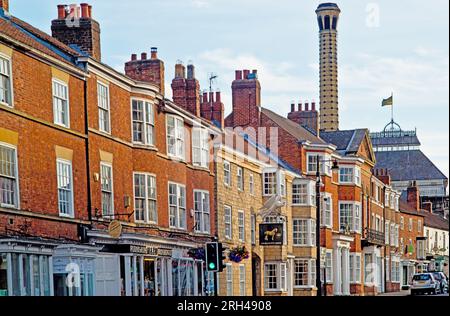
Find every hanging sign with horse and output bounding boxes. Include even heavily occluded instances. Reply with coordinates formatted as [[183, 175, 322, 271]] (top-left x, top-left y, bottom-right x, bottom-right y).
[[259, 223, 284, 245]]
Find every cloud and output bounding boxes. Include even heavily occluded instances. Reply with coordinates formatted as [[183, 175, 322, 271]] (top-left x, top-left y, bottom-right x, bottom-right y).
[[191, 0, 210, 8]]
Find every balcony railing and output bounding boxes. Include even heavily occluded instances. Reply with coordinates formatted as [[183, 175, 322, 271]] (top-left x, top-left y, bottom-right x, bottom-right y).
[[365, 228, 385, 246]]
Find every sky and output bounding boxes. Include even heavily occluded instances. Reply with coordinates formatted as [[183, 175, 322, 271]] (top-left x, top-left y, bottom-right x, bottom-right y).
[[10, 0, 450, 179]]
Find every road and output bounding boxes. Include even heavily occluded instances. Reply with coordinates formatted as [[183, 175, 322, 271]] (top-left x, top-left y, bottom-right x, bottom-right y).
[[379, 290, 449, 297]]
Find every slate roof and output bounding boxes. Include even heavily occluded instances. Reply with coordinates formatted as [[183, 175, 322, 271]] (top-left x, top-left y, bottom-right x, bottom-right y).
[[320, 129, 368, 155], [375, 150, 448, 182], [399, 200, 424, 217], [422, 211, 449, 231], [0, 11, 82, 68], [371, 134, 421, 148], [261, 108, 326, 145]]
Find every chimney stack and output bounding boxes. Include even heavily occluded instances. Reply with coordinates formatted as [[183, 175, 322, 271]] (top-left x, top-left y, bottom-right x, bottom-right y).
[[201, 89, 224, 128], [287, 98, 319, 136], [0, 0, 9, 12], [407, 181, 420, 211], [422, 201, 433, 213], [125, 48, 165, 95], [51, 3, 102, 61]]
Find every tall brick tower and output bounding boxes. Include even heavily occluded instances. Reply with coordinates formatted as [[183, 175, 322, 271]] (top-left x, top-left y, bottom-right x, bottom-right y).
[[316, 3, 341, 132]]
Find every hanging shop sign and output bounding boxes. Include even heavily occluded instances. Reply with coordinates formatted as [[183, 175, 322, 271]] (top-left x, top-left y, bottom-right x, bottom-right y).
[[259, 223, 284, 245], [108, 220, 123, 239]]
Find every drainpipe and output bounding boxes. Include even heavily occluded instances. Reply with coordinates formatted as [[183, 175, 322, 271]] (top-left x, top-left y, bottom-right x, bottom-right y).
[[84, 79, 93, 224], [382, 186, 387, 293]]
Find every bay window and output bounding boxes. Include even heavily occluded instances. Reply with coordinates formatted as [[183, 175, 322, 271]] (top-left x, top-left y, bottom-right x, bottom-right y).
[[307, 153, 332, 176], [52, 79, 69, 128], [167, 115, 184, 159], [264, 262, 287, 292], [294, 259, 316, 288], [339, 202, 361, 233], [293, 219, 316, 246], [168, 182, 186, 229], [325, 251, 333, 283], [192, 128, 209, 168], [194, 190, 210, 234], [263, 169, 286, 196], [321, 194, 333, 228], [339, 166, 361, 185], [0, 56, 12, 106], [134, 173, 157, 223], [0, 143, 19, 208], [292, 180, 315, 206]]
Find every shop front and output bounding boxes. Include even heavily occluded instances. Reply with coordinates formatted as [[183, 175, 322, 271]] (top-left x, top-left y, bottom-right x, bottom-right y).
[[90, 232, 215, 297], [0, 238, 55, 297]]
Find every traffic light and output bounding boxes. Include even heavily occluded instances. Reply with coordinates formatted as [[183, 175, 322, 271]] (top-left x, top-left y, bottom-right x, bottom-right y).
[[218, 243, 227, 273], [205, 242, 220, 272]]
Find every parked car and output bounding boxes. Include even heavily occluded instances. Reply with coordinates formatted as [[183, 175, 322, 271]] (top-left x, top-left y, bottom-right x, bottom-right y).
[[411, 273, 441, 295], [432, 272, 448, 294]]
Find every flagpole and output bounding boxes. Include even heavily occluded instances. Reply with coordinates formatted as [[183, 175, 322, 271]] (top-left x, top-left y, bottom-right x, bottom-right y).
[[391, 92, 394, 124]]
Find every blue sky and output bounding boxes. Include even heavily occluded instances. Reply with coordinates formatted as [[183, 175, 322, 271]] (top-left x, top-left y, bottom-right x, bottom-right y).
[[10, 0, 449, 178]]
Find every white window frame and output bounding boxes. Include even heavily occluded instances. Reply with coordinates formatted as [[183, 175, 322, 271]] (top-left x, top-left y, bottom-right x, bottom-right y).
[[339, 165, 361, 186], [417, 219, 422, 232], [264, 262, 287, 292], [192, 127, 209, 168], [321, 193, 333, 228], [0, 142, 20, 209], [237, 167, 244, 191], [400, 216, 404, 230], [226, 263, 233, 296], [52, 79, 70, 128], [391, 257, 401, 283], [350, 253, 362, 284], [249, 173, 254, 195], [338, 202, 361, 233], [325, 250, 333, 283], [238, 210, 245, 242], [193, 190, 210, 234], [223, 161, 231, 187], [293, 219, 316, 247], [100, 162, 114, 218], [263, 169, 277, 196], [385, 221, 390, 245], [408, 218, 413, 232], [132, 99, 155, 146], [239, 264, 246, 296], [166, 115, 185, 160], [168, 182, 186, 229], [97, 81, 111, 134], [292, 179, 314, 206], [251, 214, 256, 245], [306, 153, 332, 176], [224, 205, 232, 239], [56, 158, 74, 218], [133, 173, 158, 224], [293, 259, 316, 289], [0, 54, 14, 107]]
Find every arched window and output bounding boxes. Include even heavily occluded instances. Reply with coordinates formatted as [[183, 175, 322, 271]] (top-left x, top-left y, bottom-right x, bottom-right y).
[[318, 16, 324, 30], [324, 15, 331, 30], [332, 16, 338, 30]]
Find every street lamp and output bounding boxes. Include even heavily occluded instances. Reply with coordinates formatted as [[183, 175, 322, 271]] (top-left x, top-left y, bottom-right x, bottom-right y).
[[315, 155, 339, 296]]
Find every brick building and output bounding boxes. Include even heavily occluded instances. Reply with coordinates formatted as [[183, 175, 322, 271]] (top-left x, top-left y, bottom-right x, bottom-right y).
[[1, 2, 219, 296]]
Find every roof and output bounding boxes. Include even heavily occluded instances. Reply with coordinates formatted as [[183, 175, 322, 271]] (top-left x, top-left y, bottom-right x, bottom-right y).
[[261, 108, 326, 145], [399, 201, 424, 217], [0, 11, 82, 69], [375, 150, 448, 182], [370, 130, 421, 148], [320, 129, 368, 155], [422, 211, 449, 231]]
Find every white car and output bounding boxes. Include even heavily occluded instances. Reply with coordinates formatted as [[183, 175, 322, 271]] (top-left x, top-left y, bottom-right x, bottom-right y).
[[411, 273, 441, 295]]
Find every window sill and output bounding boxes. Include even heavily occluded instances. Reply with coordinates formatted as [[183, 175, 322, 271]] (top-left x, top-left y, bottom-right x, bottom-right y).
[[133, 143, 158, 151], [59, 213, 75, 219], [167, 154, 186, 162], [54, 122, 70, 129], [0, 204, 19, 210], [0, 101, 12, 108], [293, 286, 316, 290]]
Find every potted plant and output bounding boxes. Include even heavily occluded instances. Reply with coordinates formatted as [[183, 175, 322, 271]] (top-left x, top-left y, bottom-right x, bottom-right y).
[[228, 246, 250, 263], [188, 247, 205, 261]]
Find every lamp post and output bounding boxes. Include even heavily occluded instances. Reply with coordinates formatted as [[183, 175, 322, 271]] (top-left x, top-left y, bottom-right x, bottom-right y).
[[315, 155, 339, 297]]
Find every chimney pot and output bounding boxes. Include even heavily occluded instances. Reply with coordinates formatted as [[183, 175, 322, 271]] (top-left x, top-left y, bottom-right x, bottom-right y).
[[141, 52, 147, 60], [305, 102, 309, 111], [80, 3, 89, 18], [187, 64, 195, 79], [57, 4, 67, 19], [235, 70, 242, 80], [312, 102, 316, 111], [216, 91, 221, 103], [243, 69, 250, 79], [131, 54, 137, 61], [209, 92, 215, 103], [291, 102, 295, 113], [151, 47, 158, 59], [88, 5, 92, 18], [298, 102, 303, 112], [203, 92, 208, 103]]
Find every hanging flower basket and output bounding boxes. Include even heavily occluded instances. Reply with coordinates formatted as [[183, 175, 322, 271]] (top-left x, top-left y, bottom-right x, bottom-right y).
[[188, 247, 205, 261], [228, 246, 250, 263]]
